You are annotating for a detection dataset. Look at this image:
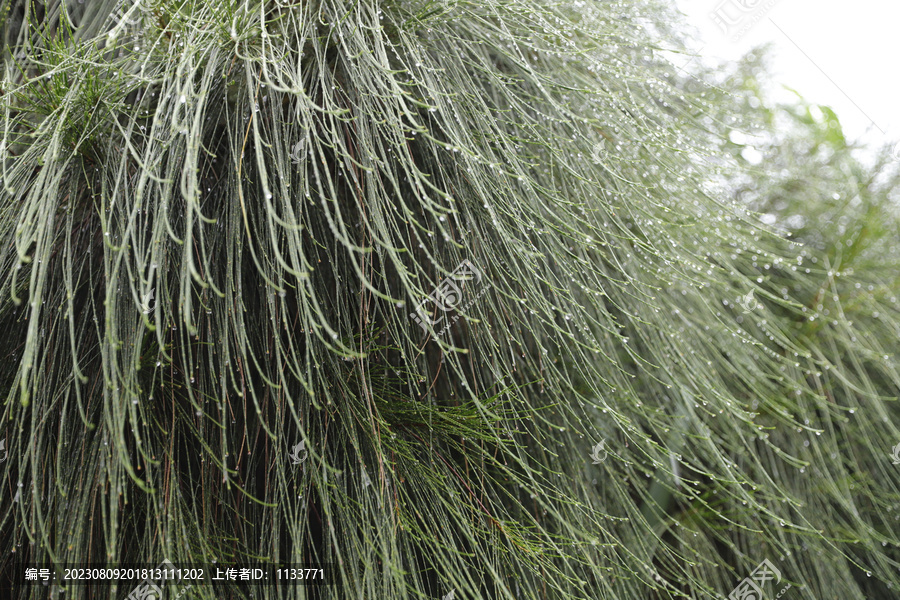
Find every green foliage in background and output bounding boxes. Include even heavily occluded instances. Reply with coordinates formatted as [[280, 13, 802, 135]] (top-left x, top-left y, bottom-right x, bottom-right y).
[[1, 1, 898, 598]]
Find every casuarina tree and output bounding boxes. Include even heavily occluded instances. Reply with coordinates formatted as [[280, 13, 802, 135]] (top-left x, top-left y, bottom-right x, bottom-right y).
[[1, 1, 898, 598]]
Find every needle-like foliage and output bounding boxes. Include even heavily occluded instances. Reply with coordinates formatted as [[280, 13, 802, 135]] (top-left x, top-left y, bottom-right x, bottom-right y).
[[1, 1, 898, 599]]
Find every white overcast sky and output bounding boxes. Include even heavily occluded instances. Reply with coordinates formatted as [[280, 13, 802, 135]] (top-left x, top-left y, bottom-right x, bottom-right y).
[[672, 0, 900, 152]]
